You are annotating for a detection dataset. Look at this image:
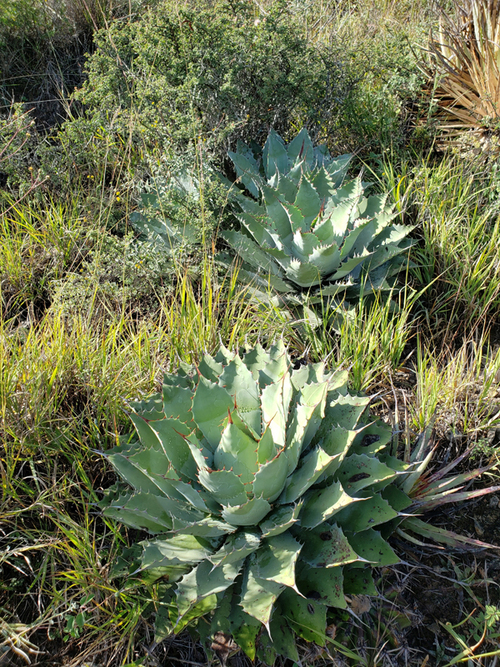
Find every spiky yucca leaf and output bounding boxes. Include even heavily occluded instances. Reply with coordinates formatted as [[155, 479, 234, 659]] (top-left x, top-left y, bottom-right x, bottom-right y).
[[99, 344, 499, 664], [422, 0, 500, 147], [220, 129, 414, 322]]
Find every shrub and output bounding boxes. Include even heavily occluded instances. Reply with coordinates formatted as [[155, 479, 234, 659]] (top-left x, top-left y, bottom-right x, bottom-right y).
[[59, 0, 354, 178]]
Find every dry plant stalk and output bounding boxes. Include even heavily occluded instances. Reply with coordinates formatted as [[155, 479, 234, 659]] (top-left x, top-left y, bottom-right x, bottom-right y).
[[422, 0, 500, 147]]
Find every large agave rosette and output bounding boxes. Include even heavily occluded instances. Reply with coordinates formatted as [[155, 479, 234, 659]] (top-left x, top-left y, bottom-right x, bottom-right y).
[[99, 342, 416, 662]]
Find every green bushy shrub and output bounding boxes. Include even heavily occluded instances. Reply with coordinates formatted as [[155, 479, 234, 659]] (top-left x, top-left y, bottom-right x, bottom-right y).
[[50, 230, 173, 320], [59, 0, 355, 178]]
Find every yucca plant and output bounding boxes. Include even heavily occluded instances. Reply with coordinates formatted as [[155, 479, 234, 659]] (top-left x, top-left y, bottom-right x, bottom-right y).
[[220, 129, 414, 324], [422, 0, 500, 147], [99, 342, 500, 663]]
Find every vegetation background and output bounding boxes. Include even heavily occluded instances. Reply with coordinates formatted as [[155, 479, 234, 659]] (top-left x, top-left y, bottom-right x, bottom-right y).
[[0, 0, 500, 665]]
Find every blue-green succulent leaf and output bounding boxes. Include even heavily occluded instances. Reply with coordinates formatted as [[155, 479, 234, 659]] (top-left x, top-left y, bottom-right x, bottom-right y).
[[214, 422, 258, 485], [278, 588, 327, 645], [347, 528, 399, 565], [254, 532, 302, 589], [176, 557, 246, 620], [296, 561, 346, 608], [260, 503, 303, 538], [197, 468, 248, 507], [280, 446, 337, 504], [252, 450, 289, 502], [299, 480, 360, 529], [209, 530, 261, 568], [221, 497, 271, 527], [300, 524, 360, 568], [192, 377, 233, 450]]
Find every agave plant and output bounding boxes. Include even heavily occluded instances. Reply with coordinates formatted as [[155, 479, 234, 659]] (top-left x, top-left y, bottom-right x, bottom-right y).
[[422, 0, 500, 148], [220, 129, 414, 323], [99, 343, 499, 663]]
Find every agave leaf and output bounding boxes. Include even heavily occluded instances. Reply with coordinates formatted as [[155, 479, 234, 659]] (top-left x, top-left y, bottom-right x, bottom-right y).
[[198, 354, 224, 383], [162, 383, 193, 423], [102, 490, 175, 532], [229, 150, 261, 199], [173, 517, 238, 538], [260, 503, 303, 538], [154, 588, 177, 642], [309, 244, 342, 277], [280, 446, 339, 504], [141, 534, 215, 567], [260, 376, 291, 450], [236, 210, 276, 248], [321, 394, 370, 431], [262, 190, 294, 243], [285, 382, 329, 474], [176, 557, 246, 620], [221, 497, 272, 527], [184, 433, 214, 471], [289, 229, 321, 260], [285, 260, 321, 287], [220, 356, 261, 438], [333, 493, 399, 533], [214, 422, 259, 485], [337, 217, 374, 260], [171, 594, 218, 634], [252, 450, 289, 502], [343, 565, 377, 595], [380, 485, 412, 512], [300, 523, 360, 568], [222, 229, 283, 277], [326, 154, 352, 187], [296, 561, 346, 608], [347, 528, 399, 565], [300, 481, 360, 529], [256, 423, 279, 464], [148, 419, 199, 481], [129, 395, 164, 421], [281, 200, 307, 236], [166, 478, 209, 513], [330, 175, 363, 208], [311, 166, 335, 200], [240, 561, 285, 626], [287, 127, 315, 167], [277, 173, 301, 204], [357, 193, 390, 219], [268, 606, 300, 662], [337, 453, 399, 493], [192, 377, 233, 450], [243, 344, 271, 378], [366, 242, 412, 275], [197, 468, 248, 507], [253, 532, 302, 589], [263, 129, 289, 178], [278, 588, 327, 645], [350, 421, 392, 456], [209, 530, 261, 568], [332, 249, 375, 281], [293, 175, 321, 228], [220, 600, 262, 661], [103, 445, 172, 496]]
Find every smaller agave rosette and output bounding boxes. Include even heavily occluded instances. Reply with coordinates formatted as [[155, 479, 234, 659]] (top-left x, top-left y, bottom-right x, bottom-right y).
[[221, 128, 414, 319], [99, 342, 416, 662]]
